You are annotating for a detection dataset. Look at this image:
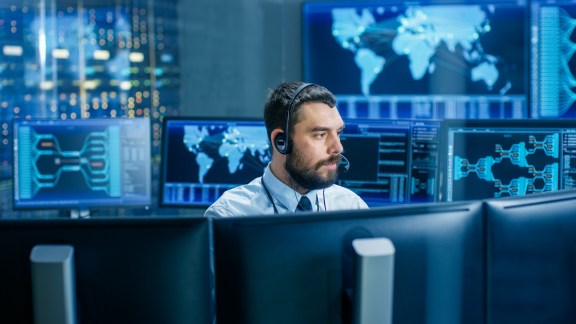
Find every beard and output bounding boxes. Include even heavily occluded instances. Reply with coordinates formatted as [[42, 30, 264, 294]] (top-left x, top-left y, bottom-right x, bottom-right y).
[[285, 149, 340, 191]]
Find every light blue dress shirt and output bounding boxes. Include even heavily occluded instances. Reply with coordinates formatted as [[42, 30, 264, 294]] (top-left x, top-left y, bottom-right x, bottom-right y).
[[204, 165, 369, 217]]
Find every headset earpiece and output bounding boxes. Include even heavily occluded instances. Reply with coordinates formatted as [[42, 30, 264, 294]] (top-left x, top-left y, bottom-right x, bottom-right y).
[[274, 132, 288, 155]]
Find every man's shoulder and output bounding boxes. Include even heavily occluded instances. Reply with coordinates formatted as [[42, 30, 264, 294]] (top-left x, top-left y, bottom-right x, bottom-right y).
[[325, 184, 369, 209], [216, 178, 265, 202], [204, 177, 267, 217], [326, 184, 360, 196]]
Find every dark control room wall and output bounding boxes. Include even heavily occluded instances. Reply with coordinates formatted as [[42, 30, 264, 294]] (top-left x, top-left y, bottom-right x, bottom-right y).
[[177, 0, 304, 117]]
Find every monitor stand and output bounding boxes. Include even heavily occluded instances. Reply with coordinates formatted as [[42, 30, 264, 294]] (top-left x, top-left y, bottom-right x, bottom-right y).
[[351, 237, 395, 324], [30, 244, 77, 324]]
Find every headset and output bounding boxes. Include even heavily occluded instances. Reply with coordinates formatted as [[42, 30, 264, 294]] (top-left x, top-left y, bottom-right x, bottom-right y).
[[273, 82, 351, 172], [273, 83, 314, 155]]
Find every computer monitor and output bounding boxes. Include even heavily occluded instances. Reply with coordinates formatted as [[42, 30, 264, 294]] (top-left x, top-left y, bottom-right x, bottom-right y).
[[159, 117, 271, 207], [160, 117, 440, 208], [339, 118, 441, 205], [0, 217, 212, 324], [484, 188, 576, 323], [12, 118, 151, 215], [212, 201, 485, 324], [302, 1, 528, 119], [530, 0, 576, 118], [438, 119, 576, 202]]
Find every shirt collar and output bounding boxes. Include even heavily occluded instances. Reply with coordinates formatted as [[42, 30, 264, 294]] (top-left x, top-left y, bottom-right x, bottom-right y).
[[262, 164, 321, 212]]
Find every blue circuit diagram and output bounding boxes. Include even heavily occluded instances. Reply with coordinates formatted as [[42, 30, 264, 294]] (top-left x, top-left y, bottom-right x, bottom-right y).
[[453, 134, 559, 197], [16, 125, 121, 199]]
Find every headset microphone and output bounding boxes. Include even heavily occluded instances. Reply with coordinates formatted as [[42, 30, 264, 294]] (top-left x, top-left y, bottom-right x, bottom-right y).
[[339, 154, 350, 172]]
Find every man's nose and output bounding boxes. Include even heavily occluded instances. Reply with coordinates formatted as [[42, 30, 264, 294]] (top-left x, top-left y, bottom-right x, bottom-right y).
[[329, 133, 343, 154]]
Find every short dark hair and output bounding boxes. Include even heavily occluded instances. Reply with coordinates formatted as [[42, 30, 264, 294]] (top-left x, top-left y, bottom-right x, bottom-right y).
[[263, 81, 337, 144]]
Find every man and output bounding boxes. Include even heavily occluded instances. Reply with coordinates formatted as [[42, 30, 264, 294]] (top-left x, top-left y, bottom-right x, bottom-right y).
[[204, 82, 368, 217]]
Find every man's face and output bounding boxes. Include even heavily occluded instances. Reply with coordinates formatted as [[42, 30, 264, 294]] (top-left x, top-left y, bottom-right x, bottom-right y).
[[285, 102, 345, 190]]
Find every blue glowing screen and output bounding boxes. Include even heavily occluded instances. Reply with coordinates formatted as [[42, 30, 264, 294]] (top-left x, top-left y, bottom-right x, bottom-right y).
[[13, 118, 151, 209], [303, 1, 528, 119], [440, 119, 576, 201]]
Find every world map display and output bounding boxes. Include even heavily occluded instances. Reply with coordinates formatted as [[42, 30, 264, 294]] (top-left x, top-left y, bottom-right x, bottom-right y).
[[303, 2, 526, 97], [161, 119, 271, 207], [182, 125, 270, 184]]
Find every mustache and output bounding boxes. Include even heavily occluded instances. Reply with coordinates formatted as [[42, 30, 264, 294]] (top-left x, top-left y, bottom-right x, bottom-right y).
[[315, 155, 341, 170]]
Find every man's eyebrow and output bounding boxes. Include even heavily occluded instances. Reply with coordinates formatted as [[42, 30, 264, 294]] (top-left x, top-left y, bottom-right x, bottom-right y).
[[309, 125, 344, 132]]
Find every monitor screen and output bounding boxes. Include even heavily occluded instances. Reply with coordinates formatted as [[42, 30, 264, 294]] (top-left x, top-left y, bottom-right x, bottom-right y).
[[12, 118, 151, 210], [339, 118, 441, 205], [0, 217, 212, 323], [485, 189, 576, 322], [302, 1, 528, 119], [438, 119, 576, 201], [159, 117, 271, 207], [213, 201, 485, 324], [530, 0, 576, 118]]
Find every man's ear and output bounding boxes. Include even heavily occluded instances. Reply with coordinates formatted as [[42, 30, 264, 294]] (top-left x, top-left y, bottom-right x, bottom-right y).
[[271, 128, 288, 155]]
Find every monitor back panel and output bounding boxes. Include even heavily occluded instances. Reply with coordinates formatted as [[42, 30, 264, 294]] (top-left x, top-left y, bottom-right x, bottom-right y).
[[486, 189, 576, 323], [0, 218, 212, 324], [213, 201, 485, 324]]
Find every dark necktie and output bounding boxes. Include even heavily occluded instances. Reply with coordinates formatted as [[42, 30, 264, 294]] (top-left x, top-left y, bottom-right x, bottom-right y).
[[296, 196, 313, 212]]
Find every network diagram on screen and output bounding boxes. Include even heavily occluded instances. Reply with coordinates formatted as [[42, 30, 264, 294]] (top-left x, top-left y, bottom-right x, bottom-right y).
[[445, 126, 576, 201], [13, 118, 151, 209]]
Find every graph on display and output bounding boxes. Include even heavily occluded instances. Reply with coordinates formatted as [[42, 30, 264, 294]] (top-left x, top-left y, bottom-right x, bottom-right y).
[[13, 118, 151, 209], [338, 118, 441, 205], [160, 118, 271, 207], [302, 1, 528, 119], [531, 0, 576, 118], [441, 120, 576, 201]]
